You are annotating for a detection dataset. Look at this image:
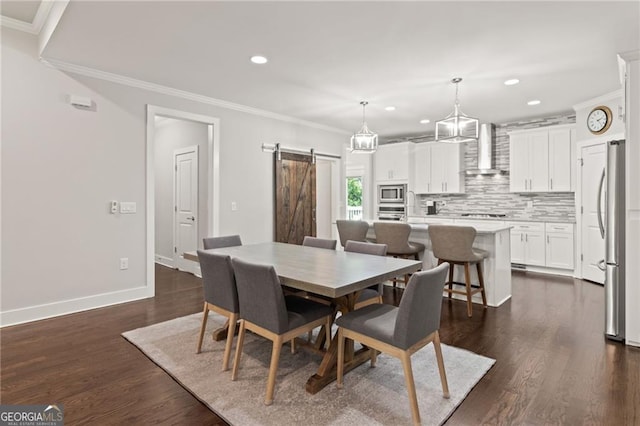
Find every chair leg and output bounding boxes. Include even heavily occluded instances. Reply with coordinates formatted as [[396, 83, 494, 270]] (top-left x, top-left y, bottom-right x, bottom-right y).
[[265, 337, 283, 406], [196, 303, 209, 354], [447, 261, 454, 298], [231, 320, 246, 381], [400, 352, 420, 425], [464, 263, 473, 317], [477, 262, 488, 307], [291, 337, 295, 354], [370, 348, 377, 367], [336, 328, 345, 389], [433, 331, 450, 398], [308, 330, 313, 343], [221, 312, 237, 371]]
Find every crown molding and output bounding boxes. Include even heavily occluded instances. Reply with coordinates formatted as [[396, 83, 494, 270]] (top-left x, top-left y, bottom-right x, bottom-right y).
[[572, 89, 624, 112], [0, 16, 37, 34], [0, 0, 55, 35], [39, 57, 351, 135]]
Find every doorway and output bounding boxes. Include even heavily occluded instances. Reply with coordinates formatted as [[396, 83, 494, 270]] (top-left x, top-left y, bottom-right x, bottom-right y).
[[146, 106, 220, 293]]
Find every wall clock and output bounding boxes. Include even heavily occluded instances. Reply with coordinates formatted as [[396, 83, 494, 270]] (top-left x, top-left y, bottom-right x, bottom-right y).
[[587, 105, 612, 135]]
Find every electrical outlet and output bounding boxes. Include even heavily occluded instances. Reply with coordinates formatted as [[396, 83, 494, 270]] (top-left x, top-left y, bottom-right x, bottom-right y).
[[527, 201, 534, 209], [120, 258, 129, 270], [231, 201, 237, 211]]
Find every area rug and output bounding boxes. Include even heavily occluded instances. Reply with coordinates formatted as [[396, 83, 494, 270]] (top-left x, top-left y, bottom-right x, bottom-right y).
[[122, 313, 494, 425]]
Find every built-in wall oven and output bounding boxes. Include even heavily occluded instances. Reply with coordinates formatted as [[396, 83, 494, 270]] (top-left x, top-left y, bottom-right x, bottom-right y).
[[378, 184, 406, 204], [377, 205, 407, 221]]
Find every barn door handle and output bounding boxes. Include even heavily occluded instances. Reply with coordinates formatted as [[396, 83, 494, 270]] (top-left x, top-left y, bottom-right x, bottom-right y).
[[186, 216, 195, 221]]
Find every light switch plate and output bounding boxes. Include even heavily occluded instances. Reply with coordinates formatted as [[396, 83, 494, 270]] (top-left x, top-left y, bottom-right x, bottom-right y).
[[120, 202, 137, 214]]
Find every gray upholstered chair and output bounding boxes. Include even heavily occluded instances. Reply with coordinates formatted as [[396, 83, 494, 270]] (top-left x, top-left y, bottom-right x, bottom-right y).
[[335, 263, 450, 425], [203, 234, 242, 250], [336, 220, 370, 248], [230, 258, 333, 406], [302, 236, 337, 250], [195, 251, 239, 372], [428, 225, 488, 317], [344, 240, 388, 309], [373, 222, 425, 286]]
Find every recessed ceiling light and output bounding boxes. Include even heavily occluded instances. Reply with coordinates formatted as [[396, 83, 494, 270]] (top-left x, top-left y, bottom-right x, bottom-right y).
[[419, 119, 430, 124], [504, 79, 520, 86], [250, 55, 268, 64], [527, 99, 541, 106], [385, 106, 396, 111]]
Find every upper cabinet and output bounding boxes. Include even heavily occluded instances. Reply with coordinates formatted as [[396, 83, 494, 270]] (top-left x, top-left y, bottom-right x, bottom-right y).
[[508, 124, 574, 193], [412, 142, 464, 194], [374, 142, 414, 183]]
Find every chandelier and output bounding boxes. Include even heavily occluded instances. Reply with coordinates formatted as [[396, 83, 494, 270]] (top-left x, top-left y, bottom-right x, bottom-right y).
[[350, 101, 378, 153], [435, 77, 479, 143]]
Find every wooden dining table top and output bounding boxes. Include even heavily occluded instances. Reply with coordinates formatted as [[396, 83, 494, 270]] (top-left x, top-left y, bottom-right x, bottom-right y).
[[184, 241, 422, 299]]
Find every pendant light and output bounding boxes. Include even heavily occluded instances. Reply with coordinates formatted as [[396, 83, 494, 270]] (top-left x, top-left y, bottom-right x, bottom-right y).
[[435, 77, 479, 143], [350, 101, 378, 153]]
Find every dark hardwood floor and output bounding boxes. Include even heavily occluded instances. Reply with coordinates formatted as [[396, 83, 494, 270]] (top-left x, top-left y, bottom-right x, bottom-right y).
[[2, 265, 639, 425]]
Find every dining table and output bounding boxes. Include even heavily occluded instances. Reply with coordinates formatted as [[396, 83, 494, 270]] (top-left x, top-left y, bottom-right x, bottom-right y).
[[184, 241, 422, 394]]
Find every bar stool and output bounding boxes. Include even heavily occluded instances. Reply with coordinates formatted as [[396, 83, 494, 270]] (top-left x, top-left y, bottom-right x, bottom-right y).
[[427, 224, 488, 317], [336, 220, 370, 248], [373, 222, 425, 286]]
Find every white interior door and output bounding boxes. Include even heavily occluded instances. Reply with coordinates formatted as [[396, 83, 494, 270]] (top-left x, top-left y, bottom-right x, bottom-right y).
[[581, 143, 606, 284], [175, 146, 199, 273]]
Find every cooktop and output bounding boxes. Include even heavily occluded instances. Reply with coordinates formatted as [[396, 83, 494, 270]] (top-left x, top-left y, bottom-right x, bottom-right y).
[[460, 213, 507, 218]]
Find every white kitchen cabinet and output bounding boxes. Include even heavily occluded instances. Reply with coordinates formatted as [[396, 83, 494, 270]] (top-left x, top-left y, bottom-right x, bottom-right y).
[[509, 125, 574, 193], [413, 143, 431, 193], [374, 142, 414, 183], [508, 222, 545, 266], [509, 131, 549, 192], [412, 142, 464, 194], [545, 222, 574, 269], [548, 128, 572, 191]]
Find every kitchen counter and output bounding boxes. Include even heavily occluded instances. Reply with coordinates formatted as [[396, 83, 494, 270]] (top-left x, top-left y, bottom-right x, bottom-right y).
[[363, 220, 512, 308], [407, 214, 576, 224]]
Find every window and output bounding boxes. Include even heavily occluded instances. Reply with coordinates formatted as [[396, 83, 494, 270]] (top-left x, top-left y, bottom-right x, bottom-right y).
[[346, 176, 363, 220]]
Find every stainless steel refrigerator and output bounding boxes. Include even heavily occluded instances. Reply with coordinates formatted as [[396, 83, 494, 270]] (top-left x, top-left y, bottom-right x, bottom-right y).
[[598, 140, 625, 341]]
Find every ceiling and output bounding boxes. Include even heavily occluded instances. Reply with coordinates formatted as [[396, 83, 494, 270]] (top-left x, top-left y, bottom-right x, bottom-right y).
[[3, 1, 639, 141]]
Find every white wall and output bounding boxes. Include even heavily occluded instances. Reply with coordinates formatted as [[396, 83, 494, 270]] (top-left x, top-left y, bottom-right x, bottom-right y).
[[154, 117, 209, 263], [1, 28, 347, 325]]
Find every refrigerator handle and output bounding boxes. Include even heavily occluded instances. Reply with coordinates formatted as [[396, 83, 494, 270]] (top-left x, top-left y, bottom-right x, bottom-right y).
[[596, 168, 605, 239]]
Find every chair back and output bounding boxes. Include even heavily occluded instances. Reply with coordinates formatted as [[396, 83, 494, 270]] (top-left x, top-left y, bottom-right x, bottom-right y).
[[203, 234, 242, 250], [231, 258, 289, 334], [302, 236, 337, 250], [336, 220, 370, 247], [196, 251, 239, 313], [373, 222, 413, 253], [344, 240, 387, 256], [428, 225, 478, 262], [393, 263, 449, 349]]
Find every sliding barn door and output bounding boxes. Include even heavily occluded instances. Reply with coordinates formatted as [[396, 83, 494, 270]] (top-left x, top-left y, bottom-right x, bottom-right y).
[[275, 152, 316, 244]]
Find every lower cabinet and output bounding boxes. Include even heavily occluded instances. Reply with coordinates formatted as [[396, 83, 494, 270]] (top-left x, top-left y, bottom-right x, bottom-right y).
[[508, 221, 574, 270], [545, 223, 575, 269], [509, 222, 545, 266]]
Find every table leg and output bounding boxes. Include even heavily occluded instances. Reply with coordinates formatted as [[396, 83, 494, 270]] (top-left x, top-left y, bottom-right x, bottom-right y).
[[305, 291, 372, 394]]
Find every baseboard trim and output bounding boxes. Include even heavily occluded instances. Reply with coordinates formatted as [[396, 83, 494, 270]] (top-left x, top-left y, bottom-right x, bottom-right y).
[[155, 254, 175, 269], [510, 264, 575, 277], [0, 285, 153, 327]]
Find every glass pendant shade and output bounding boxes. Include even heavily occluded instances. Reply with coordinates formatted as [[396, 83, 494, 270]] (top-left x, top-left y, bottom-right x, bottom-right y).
[[350, 101, 378, 153], [435, 78, 479, 143]]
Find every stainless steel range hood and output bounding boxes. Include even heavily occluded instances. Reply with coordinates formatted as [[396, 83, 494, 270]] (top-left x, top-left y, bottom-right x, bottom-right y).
[[465, 123, 507, 175]]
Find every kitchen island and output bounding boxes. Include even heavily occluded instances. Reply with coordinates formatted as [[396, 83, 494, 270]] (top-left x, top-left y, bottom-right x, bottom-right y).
[[365, 220, 512, 307]]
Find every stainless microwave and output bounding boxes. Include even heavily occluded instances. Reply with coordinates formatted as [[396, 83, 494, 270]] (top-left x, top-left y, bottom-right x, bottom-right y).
[[378, 184, 406, 204]]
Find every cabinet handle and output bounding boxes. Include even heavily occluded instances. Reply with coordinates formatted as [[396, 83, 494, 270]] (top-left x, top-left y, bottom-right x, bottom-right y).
[[524, 179, 527, 190], [445, 182, 448, 192], [529, 179, 532, 190], [526, 234, 528, 242], [547, 235, 550, 243], [521, 234, 523, 242], [550, 178, 553, 190]]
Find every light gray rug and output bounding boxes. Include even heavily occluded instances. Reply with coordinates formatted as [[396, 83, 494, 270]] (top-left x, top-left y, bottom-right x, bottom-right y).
[[122, 313, 494, 425]]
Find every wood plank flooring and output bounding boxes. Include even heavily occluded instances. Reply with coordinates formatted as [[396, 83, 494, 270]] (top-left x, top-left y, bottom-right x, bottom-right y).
[[1, 265, 639, 425]]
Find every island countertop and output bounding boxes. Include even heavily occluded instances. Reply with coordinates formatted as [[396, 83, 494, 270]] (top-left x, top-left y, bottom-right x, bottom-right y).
[[358, 219, 512, 234]]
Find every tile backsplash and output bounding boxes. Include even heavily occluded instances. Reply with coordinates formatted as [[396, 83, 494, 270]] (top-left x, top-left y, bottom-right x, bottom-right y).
[[407, 113, 577, 222]]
